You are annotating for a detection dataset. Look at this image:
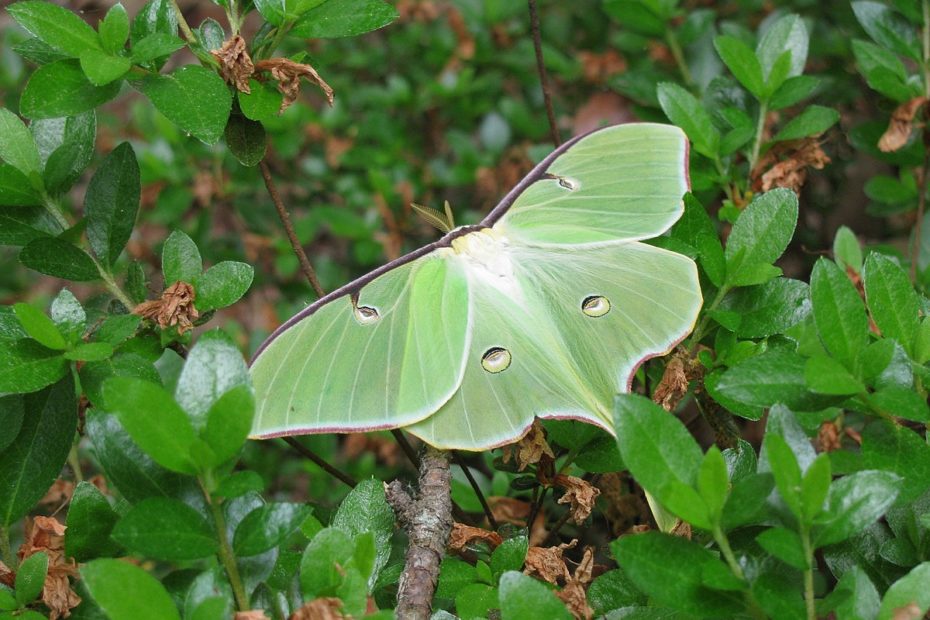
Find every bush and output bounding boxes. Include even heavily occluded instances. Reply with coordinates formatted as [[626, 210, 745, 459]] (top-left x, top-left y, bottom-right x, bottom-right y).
[[0, 1, 929, 619]]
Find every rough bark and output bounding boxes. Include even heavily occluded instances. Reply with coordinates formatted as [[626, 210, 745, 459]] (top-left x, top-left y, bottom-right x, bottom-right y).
[[386, 446, 453, 620]]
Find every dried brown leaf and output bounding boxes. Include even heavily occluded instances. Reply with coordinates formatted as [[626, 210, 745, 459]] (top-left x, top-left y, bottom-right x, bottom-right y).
[[524, 539, 576, 585], [879, 97, 928, 153], [554, 475, 601, 524], [19, 516, 80, 620], [290, 598, 346, 620], [211, 35, 254, 93], [557, 546, 595, 620], [134, 281, 200, 335], [0, 561, 12, 588], [254, 58, 334, 112], [758, 138, 830, 194], [448, 522, 502, 554], [653, 355, 689, 412], [817, 421, 841, 452], [891, 602, 923, 620], [487, 496, 531, 526], [502, 419, 554, 471], [39, 479, 75, 508], [235, 611, 272, 620], [578, 50, 627, 84]]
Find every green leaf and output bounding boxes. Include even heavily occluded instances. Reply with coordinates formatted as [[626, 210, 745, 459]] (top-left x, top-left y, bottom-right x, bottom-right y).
[[814, 470, 901, 547], [0, 396, 25, 454], [0, 108, 41, 177], [0, 377, 76, 526], [300, 527, 355, 597], [291, 0, 399, 38], [714, 349, 835, 410], [65, 342, 114, 362], [175, 330, 249, 430], [804, 355, 865, 395], [332, 478, 395, 585], [14, 552, 47, 606], [877, 563, 930, 620], [868, 386, 930, 422], [112, 497, 217, 561], [490, 536, 528, 580], [43, 111, 97, 195], [724, 188, 799, 287], [20, 60, 121, 119], [232, 502, 311, 556], [852, 1, 920, 60], [197, 18, 225, 51], [764, 434, 803, 518], [612, 532, 742, 616], [697, 446, 729, 523], [103, 377, 199, 474], [224, 114, 266, 167], [670, 194, 725, 287], [769, 75, 821, 110], [161, 230, 202, 285], [602, 0, 670, 36], [656, 82, 719, 158], [99, 3, 130, 54], [13, 302, 66, 350], [81, 559, 181, 620], [7, 0, 103, 57], [93, 314, 140, 346], [214, 470, 264, 498], [833, 225, 863, 273], [772, 105, 840, 141], [825, 567, 880, 620], [756, 14, 808, 81], [801, 453, 831, 520], [810, 258, 870, 369], [436, 557, 478, 601], [50, 289, 86, 344], [714, 35, 765, 98], [863, 253, 920, 357], [614, 394, 710, 528], [498, 571, 571, 620], [861, 420, 930, 503], [587, 568, 646, 614], [85, 142, 140, 267], [239, 80, 283, 123], [137, 66, 233, 145], [0, 339, 68, 393], [130, 33, 186, 64], [193, 261, 254, 312], [202, 385, 254, 466], [85, 409, 194, 503], [457, 583, 499, 619], [19, 236, 100, 281], [78, 49, 131, 86], [718, 278, 810, 338], [755, 527, 807, 570], [0, 165, 42, 206], [65, 481, 121, 562], [722, 472, 775, 529], [852, 39, 915, 102]]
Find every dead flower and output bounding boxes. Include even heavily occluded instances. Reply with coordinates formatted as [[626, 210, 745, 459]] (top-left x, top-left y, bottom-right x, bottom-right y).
[[254, 58, 334, 112], [557, 546, 595, 620], [577, 50, 627, 84], [502, 419, 555, 471], [39, 479, 75, 508], [0, 561, 12, 588], [134, 281, 200, 335], [18, 516, 81, 620], [879, 97, 928, 153], [524, 539, 576, 585], [235, 610, 272, 620], [817, 421, 841, 452], [211, 35, 254, 93], [487, 496, 532, 526], [891, 602, 924, 620], [554, 475, 601, 524], [757, 138, 830, 194], [652, 352, 692, 412], [448, 522, 502, 554], [290, 598, 345, 620]]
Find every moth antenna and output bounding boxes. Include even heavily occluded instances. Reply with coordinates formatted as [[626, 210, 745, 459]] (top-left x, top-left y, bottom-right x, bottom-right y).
[[444, 200, 456, 229], [411, 202, 452, 233]]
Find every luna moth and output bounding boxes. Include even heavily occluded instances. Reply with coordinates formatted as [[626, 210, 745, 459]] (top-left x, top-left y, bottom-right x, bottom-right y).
[[249, 123, 702, 451]]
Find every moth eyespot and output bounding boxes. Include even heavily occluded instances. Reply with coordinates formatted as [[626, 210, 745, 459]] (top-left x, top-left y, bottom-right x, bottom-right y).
[[354, 305, 380, 325], [481, 347, 512, 373], [558, 177, 578, 190], [581, 295, 610, 318]]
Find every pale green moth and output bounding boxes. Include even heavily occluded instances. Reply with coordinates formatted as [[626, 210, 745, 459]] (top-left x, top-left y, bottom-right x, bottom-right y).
[[249, 123, 702, 451]]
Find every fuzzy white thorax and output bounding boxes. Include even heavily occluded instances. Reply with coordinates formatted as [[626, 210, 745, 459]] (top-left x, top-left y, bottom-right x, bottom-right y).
[[441, 227, 527, 305]]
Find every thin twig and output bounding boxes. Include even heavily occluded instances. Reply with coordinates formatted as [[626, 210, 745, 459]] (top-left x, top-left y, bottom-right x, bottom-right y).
[[526, 487, 549, 532], [259, 159, 326, 298], [527, 0, 561, 148], [392, 429, 421, 469], [452, 452, 499, 530], [168, 0, 198, 45], [282, 437, 357, 487], [914, 0, 930, 282]]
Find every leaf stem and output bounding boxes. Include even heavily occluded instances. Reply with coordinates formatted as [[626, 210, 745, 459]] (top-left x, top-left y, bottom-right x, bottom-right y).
[[0, 525, 15, 570], [688, 284, 731, 352], [713, 527, 768, 620], [913, 0, 930, 283], [259, 159, 326, 298], [199, 478, 249, 612], [91, 255, 136, 310], [169, 0, 198, 45], [68, 444, 84, 483], [666, 30, 693, 87], [41, 193, 71, 231], [800, 526, 816, 620], [527, 0, 561, 148], [748, 100, 769, 182]]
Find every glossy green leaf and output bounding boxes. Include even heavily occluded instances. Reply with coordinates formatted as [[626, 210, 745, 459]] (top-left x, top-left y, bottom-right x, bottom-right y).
[[814, 470, 901, 546], [42, 111, 97, 195], [137, 66, 232, 145], [13, 302, 66, 350], [490, 536, 528, 580], [81, 559, 181, 620], [300, 527, 355, 597], [65, 481, 121, 562], [19, 236, 100, 281], [65, 342, 114, 362], [769, 75, 821, 110], [78, 49, 130, 86], [332, 478, 395, 584], [657, 82, 719, 158], [98, 3, 129, 53], [214, 470, 265, 498], [0, 108, 41, 177], [756, 527, 807, 569], [861, 420, 930, 502], [877, 562, 930, 620], [203, 385, 254, 466], [0, 396, 24, 454], [868, 386, 930, 422], [14, 552, 47, 606], [85, 143, 140, 267], [697, 446, 729, 522], [852, 1, 920, 60], [233, 502, 311, 556], [0, 377, 76, 526], [103, 377, 199, 474], [224, 114, 266, 167], [239, 80, 283, 123], [714, 349, 834, 410], [714, 35, 765, 98], [0, 338, 67, 393], [772, 105, 840, 142], [7, 0, 102, 57], [291, 0, 399, 38], [804, 355, 865, 395], [863, 252, 920, 357], [498, 571, 571, 620], [175, 330, 249, 430], [193, 261, 254, 312], [725, 189, 799, 287], [161, 230, 202, 285], [130, 33, 186, 64], [833, 225, 863, 273], [718, 278, 810, 338], [756, 15, 808, 80], [20, 60, 121, 119], [852, 39, 914, 102], [810, 258, 870, 369], [764, 434, 803, 518], [112, 497, 217, 561], [50, 289, 85, 344]]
